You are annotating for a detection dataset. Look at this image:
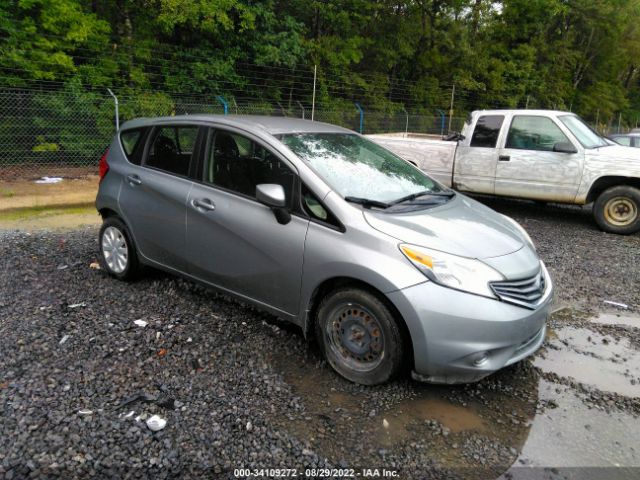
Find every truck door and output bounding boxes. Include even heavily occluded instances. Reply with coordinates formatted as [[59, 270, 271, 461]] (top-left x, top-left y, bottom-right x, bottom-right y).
[[453, 114, 505, 194], [495, 115, 583, 202]]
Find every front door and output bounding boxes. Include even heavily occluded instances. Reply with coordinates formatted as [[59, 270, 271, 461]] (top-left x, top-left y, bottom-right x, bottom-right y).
[[495, 115, 583, 202], [185, 128, 309, 315]]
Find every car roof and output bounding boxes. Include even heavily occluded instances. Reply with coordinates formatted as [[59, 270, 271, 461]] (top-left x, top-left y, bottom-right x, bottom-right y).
[[120, 114, 353, 135]]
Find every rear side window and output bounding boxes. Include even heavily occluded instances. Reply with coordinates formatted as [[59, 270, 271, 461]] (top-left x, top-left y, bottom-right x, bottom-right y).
[[470, 115, 504, 148], [119, 128, 147, 165], [614, 136, 631, 146], [145, 125, 199, 177]]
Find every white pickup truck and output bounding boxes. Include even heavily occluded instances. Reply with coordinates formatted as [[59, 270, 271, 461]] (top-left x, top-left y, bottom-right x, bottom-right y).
[[370, 109, 640, 234]]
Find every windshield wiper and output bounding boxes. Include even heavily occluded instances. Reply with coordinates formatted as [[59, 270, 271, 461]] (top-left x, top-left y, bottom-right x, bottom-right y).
[[345, 196, 391, 209], [389, 189, 456, 206]]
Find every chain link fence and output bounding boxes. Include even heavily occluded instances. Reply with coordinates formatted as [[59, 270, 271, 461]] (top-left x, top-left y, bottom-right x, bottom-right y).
[[0, 87, 467, 179]]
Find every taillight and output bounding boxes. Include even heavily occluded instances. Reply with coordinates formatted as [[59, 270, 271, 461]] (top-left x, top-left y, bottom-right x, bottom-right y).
[[98, 149, 109, 183]]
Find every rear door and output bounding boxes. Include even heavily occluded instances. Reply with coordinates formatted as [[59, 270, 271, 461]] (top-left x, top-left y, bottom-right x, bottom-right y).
[[495, 115, 583, 202], [453, 114, 505, 194], [118, 124, 200, 271], [185, 127, 309, 315]]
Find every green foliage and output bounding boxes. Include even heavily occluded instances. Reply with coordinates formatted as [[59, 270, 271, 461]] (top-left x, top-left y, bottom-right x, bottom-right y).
[[2, 0, 640, 131]]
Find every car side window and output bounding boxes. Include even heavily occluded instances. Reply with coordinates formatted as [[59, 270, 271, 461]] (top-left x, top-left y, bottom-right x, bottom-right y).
[[120, 128, 148, 165], [506, 116, 572, 152], [145, 125, 198, 176], [470, 115, 504, 148], [615, 136, 631, 146], [301, 184, 342, 229], [205, 129, 295, 206]]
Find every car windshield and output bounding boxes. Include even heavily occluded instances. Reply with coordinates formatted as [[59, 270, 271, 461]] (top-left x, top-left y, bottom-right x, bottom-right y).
[[279, 133, 447, 205], [559, 115, 608, 148]]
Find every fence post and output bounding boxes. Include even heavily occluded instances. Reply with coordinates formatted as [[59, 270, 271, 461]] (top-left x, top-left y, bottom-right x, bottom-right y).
[[595, 109, 600, 133], [216, 95, 228, 115], [354, 102, 364, 134], [231, 97, 238, 114], [297, 101, 306, 119], [448, 83, 455, 134], [402, 106, 409, 137], [618, 112, 622, 133], [311, 64, 317, 121], [436, 109, 445, 137], [106, 88, 119, 131]]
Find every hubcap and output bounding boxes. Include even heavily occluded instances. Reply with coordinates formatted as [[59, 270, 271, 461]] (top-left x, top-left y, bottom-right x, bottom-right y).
[[604, 196, 638, 226], [102, 226, 128, 273], [326, 304, 385, 372]]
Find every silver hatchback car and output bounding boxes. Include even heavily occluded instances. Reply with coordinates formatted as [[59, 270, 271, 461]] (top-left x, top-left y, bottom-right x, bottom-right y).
[[96, 115, 553, 385]]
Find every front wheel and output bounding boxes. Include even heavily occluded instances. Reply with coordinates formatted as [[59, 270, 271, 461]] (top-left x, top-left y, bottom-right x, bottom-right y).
[[315, 288, 405, 385], [593, 186, 640, 235]]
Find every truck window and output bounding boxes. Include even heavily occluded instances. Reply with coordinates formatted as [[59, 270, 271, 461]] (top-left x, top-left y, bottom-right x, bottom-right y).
[[470, 115, 504, 148], [506, 116, 572, 152]]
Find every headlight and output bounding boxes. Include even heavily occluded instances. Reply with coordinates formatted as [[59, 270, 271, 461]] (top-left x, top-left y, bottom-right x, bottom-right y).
[[399, 244, 504, 298], [502, 214, 536, 251]]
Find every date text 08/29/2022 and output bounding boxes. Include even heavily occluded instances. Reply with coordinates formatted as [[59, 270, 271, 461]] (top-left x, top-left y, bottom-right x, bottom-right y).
[[233, 468, 399, 478]]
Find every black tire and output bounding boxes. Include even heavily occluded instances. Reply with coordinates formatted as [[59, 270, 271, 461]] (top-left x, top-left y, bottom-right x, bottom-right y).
[[593, 186, 640, 235], [315, 288, 405, 385], [98, 216, 141, 280]]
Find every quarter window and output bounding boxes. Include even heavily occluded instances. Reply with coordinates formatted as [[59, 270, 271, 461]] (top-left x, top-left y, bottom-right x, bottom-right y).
[[146, 126, 198, 176], [205, 129, 295, 205], [506, 116, 572, 152], [614, 136, 631, 146], [470, 115, 504, 148], [119, 128, 147, 165]]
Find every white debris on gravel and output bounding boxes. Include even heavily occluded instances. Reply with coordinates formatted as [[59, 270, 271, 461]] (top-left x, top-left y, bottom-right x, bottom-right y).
[[603, 300, 629, 310], [133, 319, 148, 327], [59, 334, 70, 345], [146, 415, 167, 431]]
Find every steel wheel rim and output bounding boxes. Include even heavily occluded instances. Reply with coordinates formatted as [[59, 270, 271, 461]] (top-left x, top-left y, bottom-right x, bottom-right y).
[[604, 196, 638, 226], [326, 303, 385, 373], [102, 226, 128, 273]]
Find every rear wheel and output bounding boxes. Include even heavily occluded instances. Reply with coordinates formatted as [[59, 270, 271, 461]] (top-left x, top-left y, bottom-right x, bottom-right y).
[[593, 186, 640, 235], [315, 288, 404, 385], [99, 216, 140, 280]]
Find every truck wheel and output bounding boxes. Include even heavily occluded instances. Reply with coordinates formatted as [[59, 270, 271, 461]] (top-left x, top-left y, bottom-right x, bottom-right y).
[[315, 288, 405, 385], [593, 186, 640, 234]]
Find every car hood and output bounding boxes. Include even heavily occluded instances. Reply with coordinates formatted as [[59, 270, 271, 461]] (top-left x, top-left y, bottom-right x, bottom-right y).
[[363, 194, 525, 259], [588, 144, 640, 162]]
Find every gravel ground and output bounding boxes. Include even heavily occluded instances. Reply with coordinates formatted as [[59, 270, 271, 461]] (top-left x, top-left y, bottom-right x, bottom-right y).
[[0, 198, 639, 479]]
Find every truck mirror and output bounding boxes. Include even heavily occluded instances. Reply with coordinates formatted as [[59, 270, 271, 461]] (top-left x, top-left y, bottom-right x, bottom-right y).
[[553, 142, 578, 154]]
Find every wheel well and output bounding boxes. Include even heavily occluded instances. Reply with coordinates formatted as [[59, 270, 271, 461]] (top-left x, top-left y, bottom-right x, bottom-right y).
[[586, 176, 640, 203], [98, 208, 119, 220], [306, 277, 415, 369]]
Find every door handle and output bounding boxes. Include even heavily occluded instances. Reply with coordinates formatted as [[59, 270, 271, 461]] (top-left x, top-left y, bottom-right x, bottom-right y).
[[191, 198, 216, 212], [126, 174, 142, 186], [498, 155, 510, 162]]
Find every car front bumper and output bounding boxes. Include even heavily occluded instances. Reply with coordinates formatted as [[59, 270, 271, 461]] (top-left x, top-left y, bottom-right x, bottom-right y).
[[387, 263, 553, 384]]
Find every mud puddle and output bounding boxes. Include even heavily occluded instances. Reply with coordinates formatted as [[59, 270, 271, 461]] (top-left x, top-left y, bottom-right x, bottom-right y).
[[534, 325, 640, 397], [270, 350, 537, 475], [501, 379, 640, 478]]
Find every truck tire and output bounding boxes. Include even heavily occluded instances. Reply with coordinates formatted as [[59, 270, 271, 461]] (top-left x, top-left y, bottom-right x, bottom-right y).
[[593, 186, 640, 235]]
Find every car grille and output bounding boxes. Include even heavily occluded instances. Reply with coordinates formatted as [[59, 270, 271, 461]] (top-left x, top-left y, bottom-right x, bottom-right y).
[[490, 270, 546, 309]]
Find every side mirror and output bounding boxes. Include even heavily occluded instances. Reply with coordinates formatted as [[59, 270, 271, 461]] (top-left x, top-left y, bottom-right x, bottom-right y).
[[256, 184, 291, 225], [553, 141, 577, 154], [444, 132, 465, 142]]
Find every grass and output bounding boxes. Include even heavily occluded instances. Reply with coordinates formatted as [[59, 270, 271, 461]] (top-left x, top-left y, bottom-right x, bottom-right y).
[[0, 203, 95, 221], [0, 188, 15, 198]]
